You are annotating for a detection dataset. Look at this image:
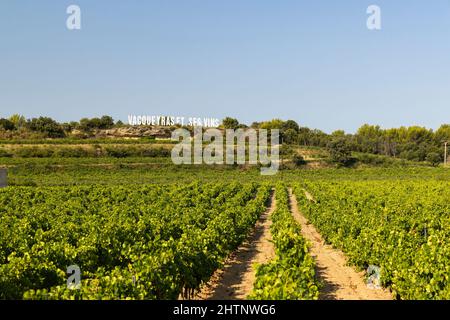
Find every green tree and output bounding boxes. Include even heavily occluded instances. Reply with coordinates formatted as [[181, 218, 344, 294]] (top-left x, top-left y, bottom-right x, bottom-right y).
[[309, 129, 329, 147], [61, 121, 79, 133], [355, 124, 383, 154], [26, 117, 65, 138], [78, 116, 114, 131], [283, 128, 298, 144], [260, 119, 284, 130], [281, 120, 299, 133], [250, 122, 261, 129], [434, 124, 450, 143], [426, 152, 442, 167], [222, 117, 239, 129], [406, 126, 433, 144], [78, 118, 92, 132], [99, 115, 115, 129], [0, 118, 15, 131], [331, 130, 345, 137], [327, 137, 352, 166], [297, 127, 312, 145], [8, 114, 26, 129]]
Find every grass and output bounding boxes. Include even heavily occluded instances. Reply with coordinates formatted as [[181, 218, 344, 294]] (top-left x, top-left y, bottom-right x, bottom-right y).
[[1, 156, 449, 186]]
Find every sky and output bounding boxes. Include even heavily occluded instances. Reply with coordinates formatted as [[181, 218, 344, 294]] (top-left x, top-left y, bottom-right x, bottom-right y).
[[1, 0, 449, 133]]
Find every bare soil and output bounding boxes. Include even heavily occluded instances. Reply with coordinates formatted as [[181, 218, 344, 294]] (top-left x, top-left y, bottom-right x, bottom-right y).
[[288, 188, 392, 300], [194, 192, 276, 300]]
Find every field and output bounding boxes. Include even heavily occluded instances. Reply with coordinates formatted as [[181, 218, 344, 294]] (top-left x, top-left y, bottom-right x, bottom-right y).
[[0, 182, 271, 299], [1, 149, 450, 300], [294, 180, 450, 299]]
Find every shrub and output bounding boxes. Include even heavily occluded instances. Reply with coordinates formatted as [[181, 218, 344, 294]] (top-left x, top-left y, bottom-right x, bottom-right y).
[[356, 153, 395, 166], [52, 147, 93, 158], [15, 147, 54, 158], [105, 147, 136, 158], [426, 152, 442, 167], [0, 118, 15, 131], [292, 153, 306, 166], [141, 147, 170, 157], [0, 149, 13, 157]]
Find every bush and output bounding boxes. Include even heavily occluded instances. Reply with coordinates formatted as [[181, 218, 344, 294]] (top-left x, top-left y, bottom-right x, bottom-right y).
[[141, 147, 171, 157], [15, 147, 54, 158], [52, 147, 93, 158], [426, 152, 442, 167], [104, 146, 171, 158], [0, 149, 13, 157], [292, 153, 306, 166], [0, 118, 15, 131], [356, 153, 395, 166], [105, 146, 136, 158], [280, 144, 294, 156], [26, 117, 65, 138]]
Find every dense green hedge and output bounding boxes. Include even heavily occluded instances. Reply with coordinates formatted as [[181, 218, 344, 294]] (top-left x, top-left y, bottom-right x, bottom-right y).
[[0, 145, 171, 158]]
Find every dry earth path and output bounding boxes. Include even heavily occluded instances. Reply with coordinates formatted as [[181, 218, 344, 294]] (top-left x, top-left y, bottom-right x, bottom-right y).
[[194, 192, 276, 300], [288, 188, 392, 300]]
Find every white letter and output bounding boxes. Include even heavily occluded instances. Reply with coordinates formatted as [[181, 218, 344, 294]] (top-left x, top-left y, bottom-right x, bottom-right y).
[[203, 129, 223, 164], [259, 129, 279, 175], [67, 265, 81, 289], [66, 5, 81, 30], [171, 129, 191, 164], [367, 5, 381, 30], [193, 127, 203, 164], [226, 129, 257, 165]]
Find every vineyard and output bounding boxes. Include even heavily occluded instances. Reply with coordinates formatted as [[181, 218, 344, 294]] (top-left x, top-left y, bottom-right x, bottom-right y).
[[249, 184, 319, 299], [0, 182, 271, 299], [0, 162, 449, 300], [294, 180, 450, 299]]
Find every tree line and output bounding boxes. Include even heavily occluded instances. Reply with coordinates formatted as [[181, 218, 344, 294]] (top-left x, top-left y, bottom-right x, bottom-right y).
[[222, 117, 450, 166], [0, 115, 119, 138], [1, 114, 448, 165]]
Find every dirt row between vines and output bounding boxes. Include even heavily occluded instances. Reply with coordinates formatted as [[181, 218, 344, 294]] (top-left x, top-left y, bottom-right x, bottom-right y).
[[194, 191, 276, 300], [193, 188, 391, 300], [288, 188, 392, 300]]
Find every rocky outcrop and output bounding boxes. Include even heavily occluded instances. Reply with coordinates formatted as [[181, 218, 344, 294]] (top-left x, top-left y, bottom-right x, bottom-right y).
[[72, 126, 173, 139]]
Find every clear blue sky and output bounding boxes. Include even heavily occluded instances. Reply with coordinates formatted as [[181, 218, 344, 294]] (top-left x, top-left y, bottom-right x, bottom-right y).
[[1, 0, 449, 133]]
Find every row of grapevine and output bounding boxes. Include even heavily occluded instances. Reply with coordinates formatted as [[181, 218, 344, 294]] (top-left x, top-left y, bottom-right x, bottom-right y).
[[294, 181, 450, 300], [0, 182, 271, 299], [249, 184, 319, 299]]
